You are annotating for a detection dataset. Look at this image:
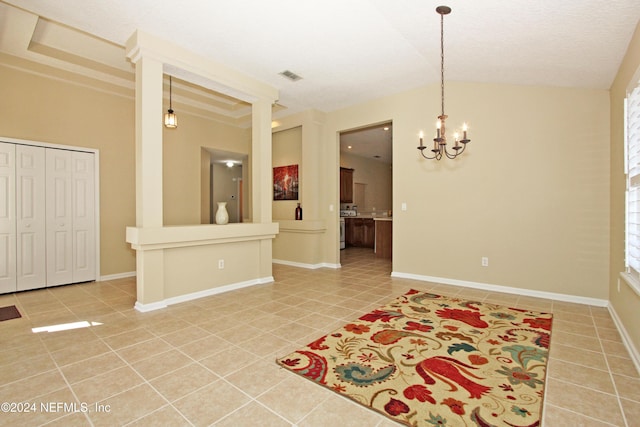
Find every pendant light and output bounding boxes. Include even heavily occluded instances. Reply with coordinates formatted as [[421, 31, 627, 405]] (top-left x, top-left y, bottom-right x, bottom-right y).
[[164, 76, 178, 129]]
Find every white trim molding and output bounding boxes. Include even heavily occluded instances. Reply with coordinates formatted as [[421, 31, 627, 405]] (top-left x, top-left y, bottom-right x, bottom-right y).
[[619, 271, 640, 297], [608, 303, 640, 375], [100, 271, 136, 281], [273, 259, 340, 270], [391, 271, 608, 307], [134, 276, 274, 312]]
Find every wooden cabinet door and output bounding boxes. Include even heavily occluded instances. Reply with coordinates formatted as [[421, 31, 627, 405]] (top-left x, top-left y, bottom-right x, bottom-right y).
[[345, 218, 355, 246], [340, 168, 353, 203], [363, 219, 375, 248]]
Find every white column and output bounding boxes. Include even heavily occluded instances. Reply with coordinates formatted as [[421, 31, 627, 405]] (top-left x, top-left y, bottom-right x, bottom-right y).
[[251, 98, 273, 224], [134, 56, 164, 227], [131, 55, 165, 306]]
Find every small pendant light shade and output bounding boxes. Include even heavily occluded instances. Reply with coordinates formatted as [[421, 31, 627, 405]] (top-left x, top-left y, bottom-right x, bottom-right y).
[[164, 110, 177, 128], [164, 76, 178, 129]]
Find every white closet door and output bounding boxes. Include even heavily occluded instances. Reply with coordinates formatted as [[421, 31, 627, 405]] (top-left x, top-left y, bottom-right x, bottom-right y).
[[46, 149, 73, 286], [0, 143, 16, 293], [16, 145, 46, 291], [72, 151, 95, 283]]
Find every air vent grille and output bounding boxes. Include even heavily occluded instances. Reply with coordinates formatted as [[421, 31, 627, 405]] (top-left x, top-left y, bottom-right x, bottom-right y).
[[279, 70, 303, 82]]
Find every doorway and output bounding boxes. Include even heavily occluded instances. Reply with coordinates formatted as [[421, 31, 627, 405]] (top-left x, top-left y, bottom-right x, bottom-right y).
[[202, 148, 247, 224], [339, 121, 393, 260]]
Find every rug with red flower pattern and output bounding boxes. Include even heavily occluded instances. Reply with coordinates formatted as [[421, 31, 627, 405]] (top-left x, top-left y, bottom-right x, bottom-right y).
[[276, 289, 552, 426]]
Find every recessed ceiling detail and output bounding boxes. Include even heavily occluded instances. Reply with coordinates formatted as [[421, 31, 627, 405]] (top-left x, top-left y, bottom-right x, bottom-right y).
[[2, 0, 640, 120], [0, 2, 284, 128]]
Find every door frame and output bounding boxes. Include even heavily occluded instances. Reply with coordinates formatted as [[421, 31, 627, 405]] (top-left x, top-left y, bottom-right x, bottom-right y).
[[0, 136, 101, 282]]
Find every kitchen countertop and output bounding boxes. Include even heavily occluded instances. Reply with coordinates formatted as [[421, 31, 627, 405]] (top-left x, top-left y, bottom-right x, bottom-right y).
[[343, 214, 392, 220]]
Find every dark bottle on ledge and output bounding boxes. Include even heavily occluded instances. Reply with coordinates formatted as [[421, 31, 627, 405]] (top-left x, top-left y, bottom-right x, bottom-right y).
[[295, 203, 302, 220]]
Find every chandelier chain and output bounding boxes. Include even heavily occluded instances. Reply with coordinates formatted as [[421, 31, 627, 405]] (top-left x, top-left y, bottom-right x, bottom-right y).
[[440, 12, 445, 117]]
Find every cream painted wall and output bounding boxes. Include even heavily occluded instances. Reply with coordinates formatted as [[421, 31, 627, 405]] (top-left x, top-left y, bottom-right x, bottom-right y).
[[200, 148, 211, 223], [0, 42, 619, 312], [0, 65, 249, 275], [272, 126, 302, 220], [271, 112, 329, 266], [163, 114, 247, 225], [340, 151, 392, 214], [0, 65, 136, 276], [324, 81, 610, 299], [609, 20, 640, 355]]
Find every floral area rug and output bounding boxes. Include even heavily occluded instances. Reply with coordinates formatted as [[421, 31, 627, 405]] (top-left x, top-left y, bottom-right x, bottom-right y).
[[276, 289, 552, 426]]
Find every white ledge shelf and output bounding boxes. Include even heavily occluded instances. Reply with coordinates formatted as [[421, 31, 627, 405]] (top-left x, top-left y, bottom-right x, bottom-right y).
[[126, 222, 279, 250], [276, 220, 326, 233], [619, 272, 640, 297]]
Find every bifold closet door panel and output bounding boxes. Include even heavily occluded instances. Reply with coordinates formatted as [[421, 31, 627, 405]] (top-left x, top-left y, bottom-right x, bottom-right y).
[[71, 151, 95, 283], [16, 145, 46, 291], [46, 149, 73, 287], [0, 143, 16, 293]]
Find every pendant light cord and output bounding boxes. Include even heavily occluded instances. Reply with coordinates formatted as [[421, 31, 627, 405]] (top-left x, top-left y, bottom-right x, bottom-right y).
[[169, 76, 173, 111]]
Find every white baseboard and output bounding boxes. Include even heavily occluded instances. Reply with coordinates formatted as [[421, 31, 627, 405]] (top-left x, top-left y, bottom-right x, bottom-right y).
[[273, 259, 341, 270], [100, 271, 136, 281], [390, 271, 609, 307], [133, 276, 274, 313], [607, 304, 640, 376], [134, 300, 167, 312]]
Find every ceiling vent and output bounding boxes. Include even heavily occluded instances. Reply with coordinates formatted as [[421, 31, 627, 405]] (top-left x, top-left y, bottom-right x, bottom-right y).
[[279, 70, 303, 82]]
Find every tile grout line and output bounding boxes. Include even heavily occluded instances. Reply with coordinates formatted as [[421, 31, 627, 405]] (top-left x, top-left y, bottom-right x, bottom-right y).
[[591, 307, 629, 427]]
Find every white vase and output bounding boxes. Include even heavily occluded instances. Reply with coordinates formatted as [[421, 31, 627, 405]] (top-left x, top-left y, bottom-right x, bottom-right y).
[[215, 202, 229, 225]]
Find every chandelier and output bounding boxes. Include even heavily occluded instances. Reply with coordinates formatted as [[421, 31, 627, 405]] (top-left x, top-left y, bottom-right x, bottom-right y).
[[418, 6, 470, 160]]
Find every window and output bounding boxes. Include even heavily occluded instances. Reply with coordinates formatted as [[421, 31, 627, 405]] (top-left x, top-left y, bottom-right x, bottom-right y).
[[624, 81, 640, 291]]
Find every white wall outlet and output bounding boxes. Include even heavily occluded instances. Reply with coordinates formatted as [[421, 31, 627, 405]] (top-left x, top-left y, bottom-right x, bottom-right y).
[[481, 257, 489, 267], [401, 202, 407, 211], [329, 204, 334, 212], [218, 259, 225, 269]]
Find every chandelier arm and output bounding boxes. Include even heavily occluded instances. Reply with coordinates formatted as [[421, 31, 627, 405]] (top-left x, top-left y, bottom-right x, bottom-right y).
[[444, 147, 457, 160], [418, 148, 440, 160], [444, 142, 467, 159]]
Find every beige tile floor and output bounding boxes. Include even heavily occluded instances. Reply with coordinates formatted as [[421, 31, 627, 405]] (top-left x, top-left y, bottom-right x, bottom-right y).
[[0, 247, 638, 426]]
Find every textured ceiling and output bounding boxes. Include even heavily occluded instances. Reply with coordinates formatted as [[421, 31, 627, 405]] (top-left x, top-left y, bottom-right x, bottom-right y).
[[3, 0, 640, 118]]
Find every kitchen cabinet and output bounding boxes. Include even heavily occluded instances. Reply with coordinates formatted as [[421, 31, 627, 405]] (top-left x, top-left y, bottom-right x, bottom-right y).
[[375, 219, 392, 259], [345, 217, 374, 248], [340, 167, 354, 203]]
